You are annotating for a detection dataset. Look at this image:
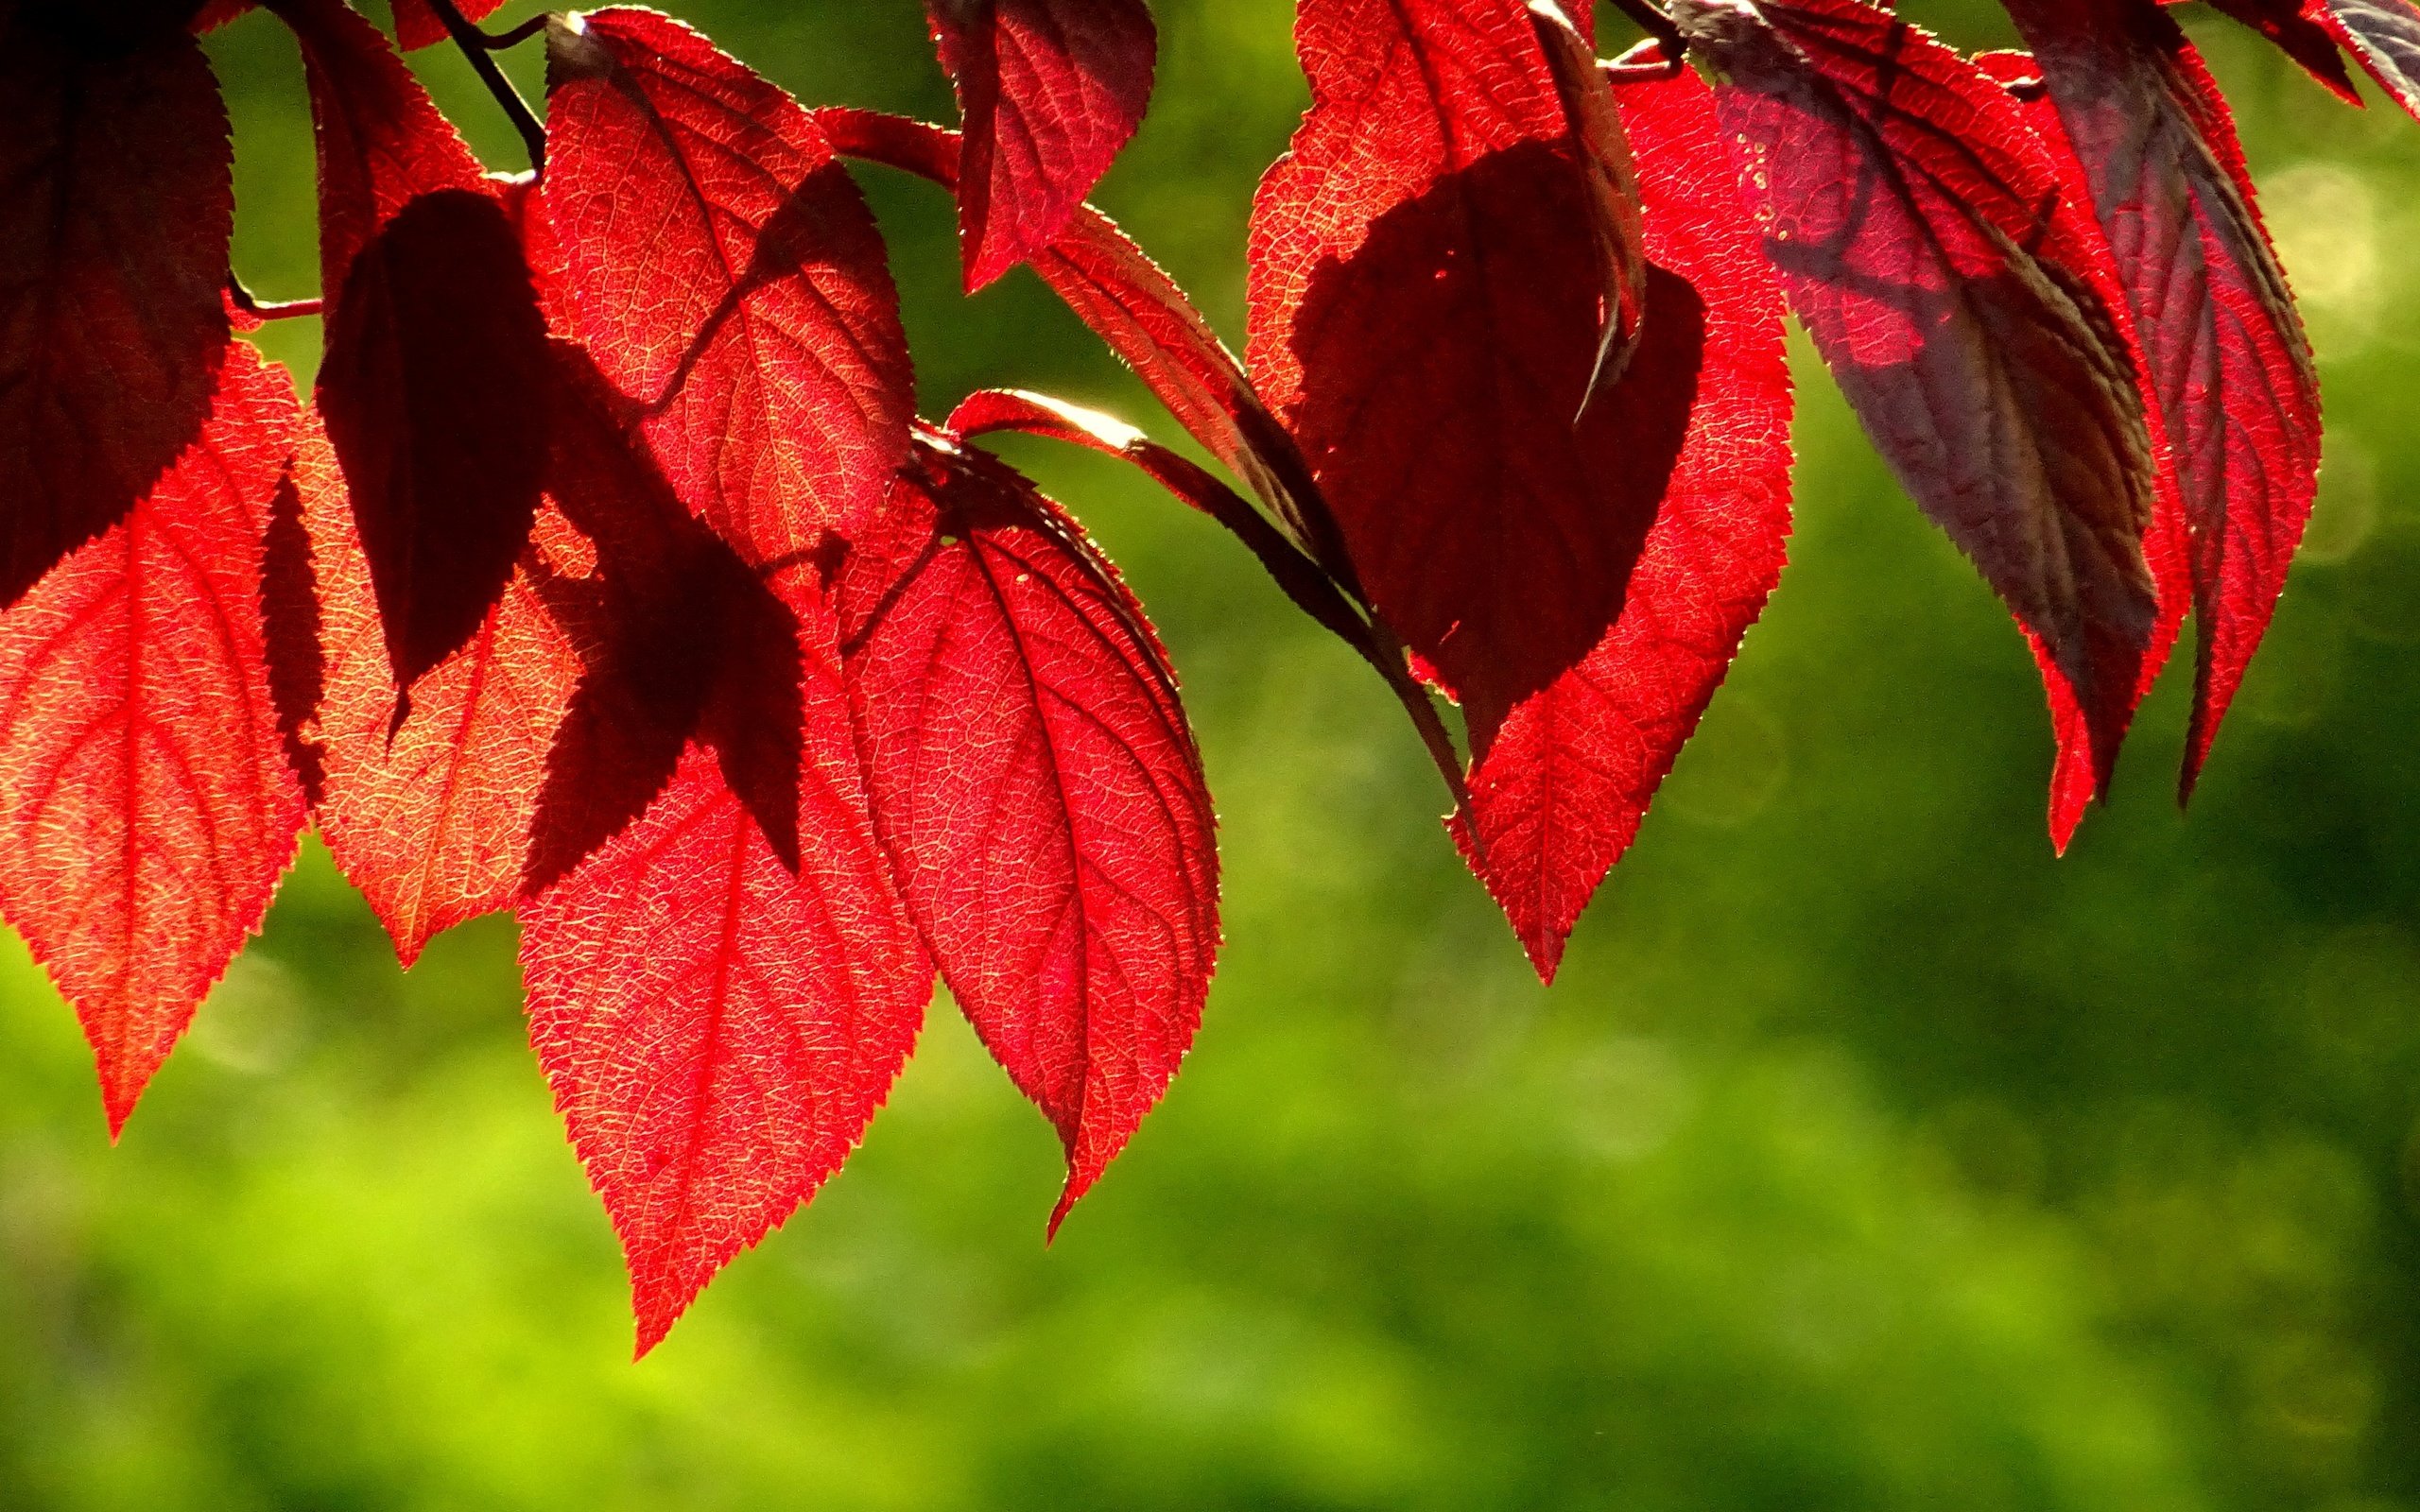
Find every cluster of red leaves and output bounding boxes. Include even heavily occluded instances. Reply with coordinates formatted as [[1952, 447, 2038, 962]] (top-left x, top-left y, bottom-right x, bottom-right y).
[[0, 0, 2389, 1348]]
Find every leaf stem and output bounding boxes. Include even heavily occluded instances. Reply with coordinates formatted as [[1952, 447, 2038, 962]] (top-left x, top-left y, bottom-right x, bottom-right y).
[[1358, 616, 1475, 827], [1609, 0, 1685, 58], [226, 274, 322, 320], [424, 0, 546, 171]]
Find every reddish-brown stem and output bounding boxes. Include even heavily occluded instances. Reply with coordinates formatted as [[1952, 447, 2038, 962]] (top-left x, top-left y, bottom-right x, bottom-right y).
[[424, 0, 546, 171], [1361, 615, 1475, 828], [1610, 0, 1685, 57], [226, 275, 322, 320]]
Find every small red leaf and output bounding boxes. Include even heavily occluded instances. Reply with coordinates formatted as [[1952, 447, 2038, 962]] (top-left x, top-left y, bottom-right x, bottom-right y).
[[520, 698, 930, 1355], [1247, 0, 1661, 742], [1670, 0, 2162, 813], [927, 0, 1157, 290], [542, 9, 914, 563], [390, 0, 504, 51], [2311, 1, 2420, 119], [836, 433, 1218, 1228], [2003, 0, 2323, 797], [0, 6, 232, 607], [0, 339, 306, 1132], [815, 110, 1333, 561], [1448, 63, 1794, 981], [2172, 0, 2365, 104], [266, 387, 586, 965], [277, 0, 551, 695]]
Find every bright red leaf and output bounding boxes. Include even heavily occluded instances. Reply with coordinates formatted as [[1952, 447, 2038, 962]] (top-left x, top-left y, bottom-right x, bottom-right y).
[[1448, 62, 1793, 982], [927, 0, 1158, 291], [0, 5, 233, 608], [0, 338, 306, 1133], [836, 432, 1218, 1228], [2004, 0, 2323, 796], [1668, 0, 2162, 819], [276, 0, 551, 696], [1247, 0, 1656, 744], [541, 9, 914, 566], [520, 691, 930, 1356]]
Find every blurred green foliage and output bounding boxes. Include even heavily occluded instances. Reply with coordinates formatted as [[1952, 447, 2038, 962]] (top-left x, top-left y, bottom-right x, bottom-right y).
[[3, 1, 2417, 1505]]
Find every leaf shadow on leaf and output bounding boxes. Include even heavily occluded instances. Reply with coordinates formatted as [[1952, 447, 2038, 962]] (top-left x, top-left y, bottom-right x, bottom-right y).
[[1752, 147, 2157, 758], [259, 468, 328, 807], [635, 169, 885, 421], [520, 348, 804, 895], [316, 188, 552, 701], [1286, 141, 1696, 746]]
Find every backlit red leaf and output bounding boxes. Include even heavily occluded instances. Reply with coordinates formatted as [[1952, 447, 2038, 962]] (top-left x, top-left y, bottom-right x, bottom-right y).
[[0, 4, 232, 608], [265, 386, 586, 965], [0, 339, 305, 1132], [1669, 0, 2161, 816], [276, 0, 551, 696], [836, 433, 1217, 1228], [541, 9, 914, 563], [1247, 0, 1660, 742], [927, 0, 1157, 290], [2004, 0, 2323, 796], [520, 696, 930, 1356], [814, 109, 1334, 565], [1448, 63, 1794, 982]]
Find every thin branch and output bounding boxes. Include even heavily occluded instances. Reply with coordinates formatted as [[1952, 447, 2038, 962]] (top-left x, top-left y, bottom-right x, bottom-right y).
[[1609, 0, 1685, 58], [1359, 616, 1475, 828], [478, 13, 551, 49], [226, 274, 322, 320], [424, 0, 546, 171]]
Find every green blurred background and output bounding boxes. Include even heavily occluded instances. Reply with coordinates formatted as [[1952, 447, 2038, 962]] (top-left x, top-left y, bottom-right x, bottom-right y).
[[3, 1, 2416, 1505]]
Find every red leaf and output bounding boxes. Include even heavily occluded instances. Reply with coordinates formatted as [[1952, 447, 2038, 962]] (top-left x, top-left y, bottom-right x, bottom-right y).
[[519, 695, 930, 1355], [815, 110, 1334, 564], [926, 0, 1157, 290], [277, 0, 551, 696], [1246, 0, 1658, 743], [265, 385, 587, 964], [2003, 0, 2323, 797], [390, 0, 504, 51], [2311, 0, 2420, 119], [1669, 0, 2162, 816], [836, 433, 1218, 1228], [541, 9, 914, 565], [0, 6, 233, 608], [2173, 0, 2365, 104], [1448, 63, 1794, 982], [0, 339, 306, 1133]]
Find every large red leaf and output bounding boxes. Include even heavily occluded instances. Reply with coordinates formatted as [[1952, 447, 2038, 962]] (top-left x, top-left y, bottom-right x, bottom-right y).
[[927, 0, 1157, 290], [1246, 0, 1656, 743], [265, 384, 587, 965], [813, 109, 1334, 565], [836, 433, 1217, 1229], [275, 0, 551, 696], [1448, 63, 1793, 982], [520, 702, 930, 1355], [0, 339, 306, 1133], [1668, 0, 2162, 816], [0, 4, 233, 608], [2003, 0, 2323, 795], [541, 9, 914, 566]]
